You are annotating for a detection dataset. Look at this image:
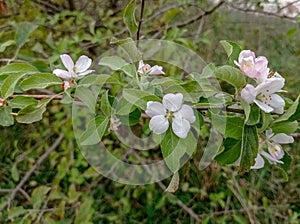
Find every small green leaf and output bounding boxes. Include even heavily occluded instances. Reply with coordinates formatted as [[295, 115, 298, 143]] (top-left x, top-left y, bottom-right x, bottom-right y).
[[239, 125, 258, 174], [220, 40, 242, 66], [74, 196, 94, 224], [122, 88, 161, 110], [8, 206, 27, 220], [79, 115, 109, 145], [118, 107, 141, 126], [214, 65, 246, 89], [0, 72, 27, 99], [246, 104, 260, 126], [78, 74, 121, 87], [15, 22, 38, 49], [16, 98, 50, 123], [99, 56, 135, 77], [31, 186, 51, 209], [75, 87, 98, 114], [123, 0, 138, 37], [20, 73, 62, 91], [275, 94, 300, 123], [165, 172, 180, 193], [271, 121, 298, 135], [11, 163, 19, 182], [0, 63, 38, 75], [0, 40, 16, 53], [0, 106, 14, 126], [10, 96, 38, 109], [215, 138, 241, 165], [101, 91, 112, 116]]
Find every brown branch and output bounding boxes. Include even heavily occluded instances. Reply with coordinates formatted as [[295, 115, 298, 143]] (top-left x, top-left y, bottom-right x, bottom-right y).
[[174, 0, 225, 28], [136, 0, 145, 46], [10, 94, 63, 100], [278, 0, 300, 12], [7, 134, 64, 209]]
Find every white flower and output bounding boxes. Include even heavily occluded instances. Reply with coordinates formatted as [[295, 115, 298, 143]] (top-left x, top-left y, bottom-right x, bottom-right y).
[[138, 60, 165, 75], [241, 77, 285, 114], [251, 129, 294, 169], [53, 54, 94, 79], [145, 93, 195, 138]]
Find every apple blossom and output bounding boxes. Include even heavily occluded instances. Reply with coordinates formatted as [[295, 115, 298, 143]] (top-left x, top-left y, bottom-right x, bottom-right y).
[[251, 129, 294, 169], [235, 50, 269, 82], [138, 60, 165, 75], [145, 93, 195, 138], [241, 77, 285, 114], [53, 54, 94, 79]]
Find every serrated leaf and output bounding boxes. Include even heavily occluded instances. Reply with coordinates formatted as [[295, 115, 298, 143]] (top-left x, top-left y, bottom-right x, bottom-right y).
[[16, 98, 50, 123], [123, 0, 138, 37], [271, 121, 298, 135], [214, 65, 246, 89], [0, 63, 38, 75], [0, 106, 14, 126], [99, 56, 135, 77], [15, 22, 38, 49], [20, 73, 62, 91], [215, 138, 241, 165], [0, 40, 15, 52], [10, 96, 38, 109], [122, 88, 161, 110], [239, 125, 258, 174], [79, 116, 109, 145]]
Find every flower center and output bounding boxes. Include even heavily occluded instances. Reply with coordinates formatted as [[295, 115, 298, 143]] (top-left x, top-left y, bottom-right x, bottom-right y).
[[142, 64, 151, 73], [242, 59, 254, 68], [73, 66, 78, 74], [165, 110, 174, 120]]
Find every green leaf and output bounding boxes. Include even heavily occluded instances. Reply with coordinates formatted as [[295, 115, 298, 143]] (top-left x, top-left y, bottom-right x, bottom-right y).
[[78, 74, 121, 87], [275, 94, 300, 123], [215, 138, 241, 165], [16, 98, 50, 123], [31, 186, 51, 209], [239, 125, 258, 174], [8, 206, 27, 220], [123, 0, 138, 37], [20, 73, 62, 91], [101, 90, 112, 116], [214, 65, 246, 89], [277, 152, 292, 181], [0, 106, 14, 126], [11, 163, 19, 182], [165, 172, 180, 193], [115, 97, 136, 115], [1, 72, 27, 99], [110, 38, 142, 63], [75, 87, 98, 114], [0, 63, 38, 75], [79, 115, 109, 145], [210, 110, 244, 139], [99, 56, 135, 77], [246, 104, 260, 126], [161, 130, 196, 172], [220, 40, 242, 66], [122, 88, 161, 111], [271, 121, 298, 135], [74, 196, 94, 224], [118, 107, 141, 126], [10, 96, 38, 109], [0, 40, 16, 53], [15, 22, 38, 49]]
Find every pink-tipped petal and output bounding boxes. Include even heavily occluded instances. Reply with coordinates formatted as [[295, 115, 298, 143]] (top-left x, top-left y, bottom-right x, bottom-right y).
[[60, 54, 74, 72], [149, 65, 165, 75], [53, 69, 72, 79]]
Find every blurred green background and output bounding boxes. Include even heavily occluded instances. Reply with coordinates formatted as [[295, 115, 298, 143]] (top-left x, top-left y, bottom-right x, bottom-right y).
[[0, 0, 299, 223]]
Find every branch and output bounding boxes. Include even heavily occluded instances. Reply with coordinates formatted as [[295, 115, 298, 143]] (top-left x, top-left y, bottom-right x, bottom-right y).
[[174, 0, 225, 28], [7, 134, 64, 209], [136, 0, 145, 45], [10, 94, 63, 100], [278, 0, 300, 13]]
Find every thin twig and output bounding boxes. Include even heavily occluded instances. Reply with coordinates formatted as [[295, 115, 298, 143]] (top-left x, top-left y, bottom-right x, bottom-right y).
[[7, 134, 64, 209], [136, 0, 145, 46], [278, 0, 300, 13], [9, 94, 63, 100]]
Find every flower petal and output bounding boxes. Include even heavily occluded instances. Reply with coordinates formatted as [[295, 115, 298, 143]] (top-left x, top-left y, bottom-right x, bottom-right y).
[[269, 94, 285, 114], [238, 50, 255, 64], [78, 69, 95, 76], [149, 65, 165, 75], [162, 93, 183, 112], [137, 60, 145, 73], [172, 116, 190, 139], [251, 153, 265, 169], [60, 54, 74, 72], [241, 84, 256, 104], [254, 99, 273, 113], [174, 104, 195, 123], [75, 55, 92, 73], [145, 102, 166, 117], [267, 142, 284, 160], [149, 115, 169, 135], [260, 150, 283, 164], [256, 78, 285, 95], [53, 69, 72, 79], [271, 133, 294, 144]]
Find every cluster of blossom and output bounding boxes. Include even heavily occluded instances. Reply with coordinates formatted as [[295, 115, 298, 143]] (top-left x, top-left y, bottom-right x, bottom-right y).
[[235, 50, 294, 169]]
